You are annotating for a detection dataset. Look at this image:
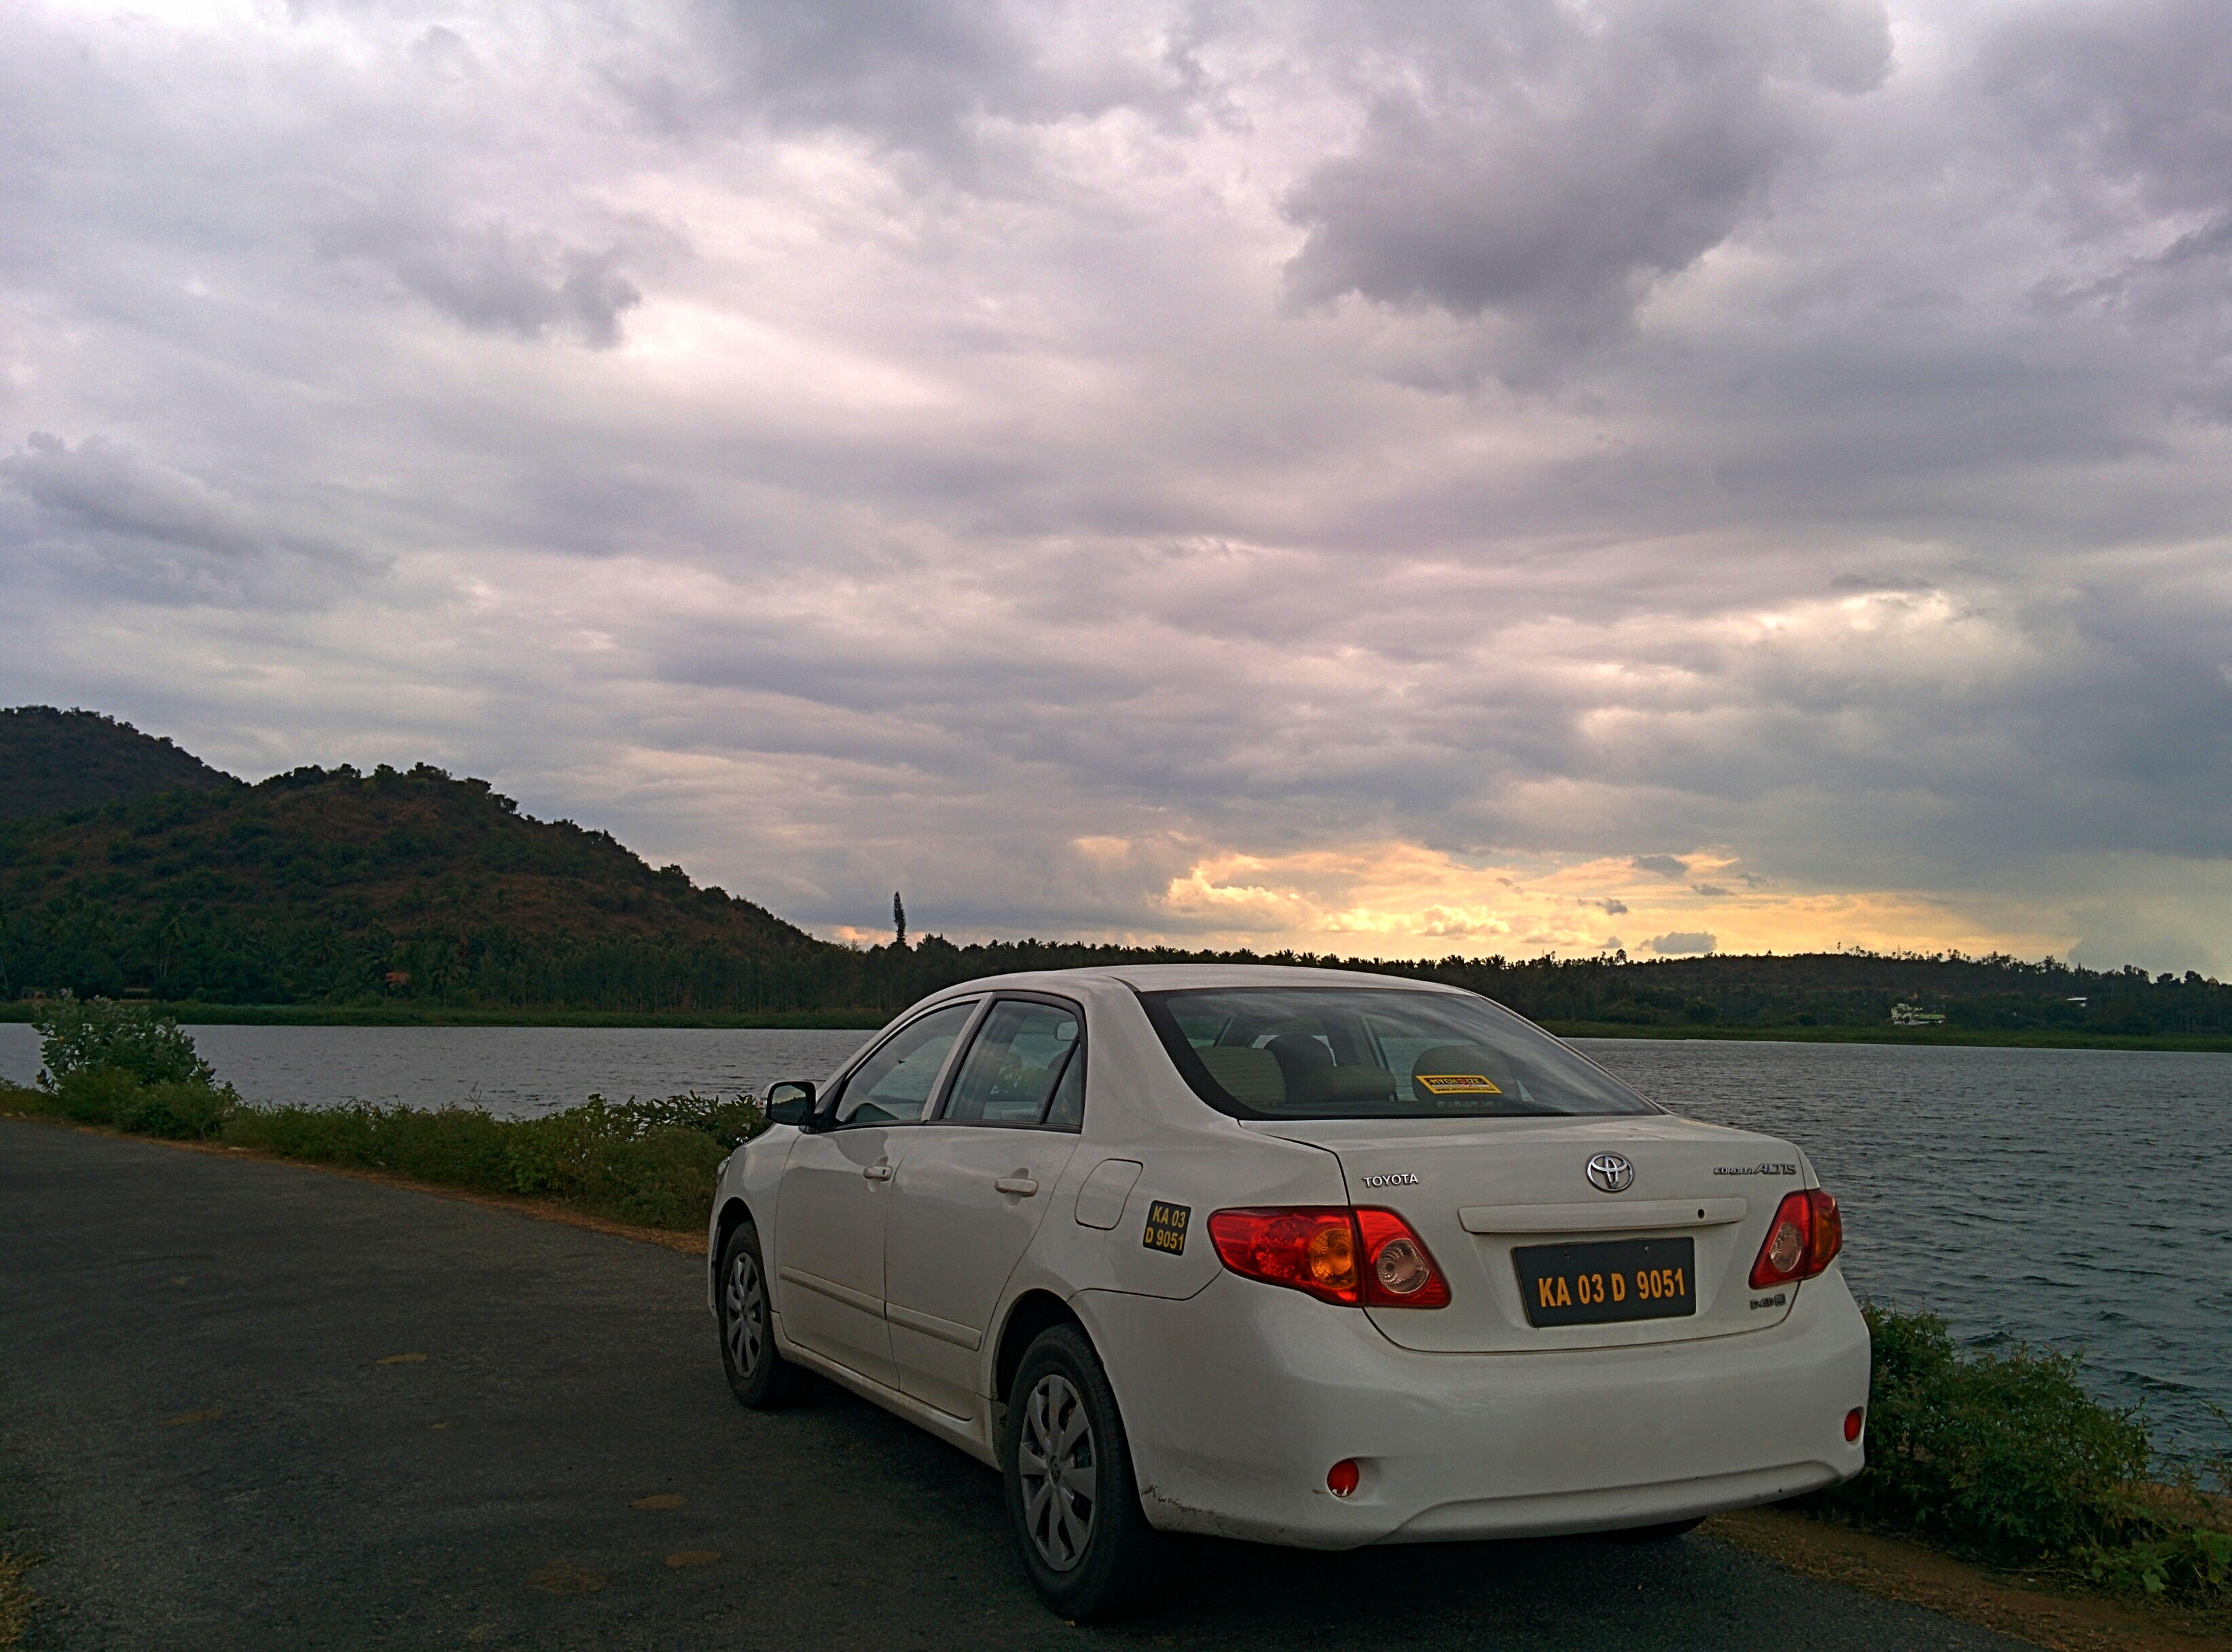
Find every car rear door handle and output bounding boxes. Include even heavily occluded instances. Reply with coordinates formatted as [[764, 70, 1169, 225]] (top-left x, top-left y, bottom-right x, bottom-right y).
[[995, 1175, 1039, 1196], [863, 1162, 894, 1182]]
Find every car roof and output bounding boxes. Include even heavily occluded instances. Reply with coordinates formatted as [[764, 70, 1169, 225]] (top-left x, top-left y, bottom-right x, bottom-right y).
[[924, 963, 1474, 996]]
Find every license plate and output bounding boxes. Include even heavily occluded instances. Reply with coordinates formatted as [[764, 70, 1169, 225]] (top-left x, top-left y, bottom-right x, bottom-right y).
[[1513, 1238, 1697, 1327]]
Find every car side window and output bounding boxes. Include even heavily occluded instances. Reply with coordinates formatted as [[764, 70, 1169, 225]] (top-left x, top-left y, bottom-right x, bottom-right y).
[[833, 1001, 977, 1126], [941, 1000, 1083, 1128]]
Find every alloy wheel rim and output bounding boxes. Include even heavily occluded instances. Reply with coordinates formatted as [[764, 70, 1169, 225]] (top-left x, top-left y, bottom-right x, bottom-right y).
[[724, 1251, 764, 1378], [1016, 1371, 1096, 1572]]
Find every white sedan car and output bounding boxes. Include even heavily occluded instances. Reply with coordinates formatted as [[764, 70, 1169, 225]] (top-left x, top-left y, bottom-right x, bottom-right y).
[[708, 965, 1869, 1618]]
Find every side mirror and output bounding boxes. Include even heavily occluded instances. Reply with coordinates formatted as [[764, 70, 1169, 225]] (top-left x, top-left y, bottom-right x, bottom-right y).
[[765, 1081, 816, 1128]]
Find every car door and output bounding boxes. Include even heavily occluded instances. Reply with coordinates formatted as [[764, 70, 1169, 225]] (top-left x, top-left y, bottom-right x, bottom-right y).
[[884, 995, 1086, 1420], [775, 999, 977, 1390]]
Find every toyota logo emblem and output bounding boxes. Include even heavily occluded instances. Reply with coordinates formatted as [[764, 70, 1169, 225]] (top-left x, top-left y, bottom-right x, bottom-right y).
[[1586, 1153, 1635, 1193]]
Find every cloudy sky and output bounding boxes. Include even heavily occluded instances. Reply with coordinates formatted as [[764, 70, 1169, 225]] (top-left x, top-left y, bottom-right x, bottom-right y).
[[3, 0, 2228, 971]]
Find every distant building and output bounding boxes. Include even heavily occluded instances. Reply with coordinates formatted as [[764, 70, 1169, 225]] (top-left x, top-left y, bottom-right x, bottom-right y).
[[1889, 1002, 1945, 1027]]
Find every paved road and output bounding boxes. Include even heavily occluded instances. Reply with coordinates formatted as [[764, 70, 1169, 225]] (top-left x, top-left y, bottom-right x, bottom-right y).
[[0, 1120, 2033, 1652]]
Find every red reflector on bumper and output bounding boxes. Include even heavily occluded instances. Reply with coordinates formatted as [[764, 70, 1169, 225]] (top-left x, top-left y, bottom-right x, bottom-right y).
[[1844, 1407, 1865, 1443]]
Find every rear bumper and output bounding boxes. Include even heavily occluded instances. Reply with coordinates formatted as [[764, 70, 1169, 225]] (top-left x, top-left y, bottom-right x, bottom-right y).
[[1075, 1265, 1869, 1549]]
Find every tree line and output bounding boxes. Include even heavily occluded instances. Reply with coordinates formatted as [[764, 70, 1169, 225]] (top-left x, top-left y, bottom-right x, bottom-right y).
[[1, 761, 2226, 1035]]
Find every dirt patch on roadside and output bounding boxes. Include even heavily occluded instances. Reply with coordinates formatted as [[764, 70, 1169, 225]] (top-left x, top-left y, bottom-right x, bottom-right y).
[[1706, 1506, 2232, 1652], [0, 1545, 39, 1651], [0, 1111, 708, 1257]]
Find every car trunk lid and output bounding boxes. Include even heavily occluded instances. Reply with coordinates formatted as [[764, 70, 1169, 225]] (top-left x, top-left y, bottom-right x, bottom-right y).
[[1244, 1114, 1814, 1351]]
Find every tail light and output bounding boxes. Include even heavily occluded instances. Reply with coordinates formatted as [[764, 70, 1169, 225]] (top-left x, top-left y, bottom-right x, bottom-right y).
[[1208, 1207, 1450, 1308], [1356, 1208, 1451, 1307], [1749, 1189, 1843, 1289]]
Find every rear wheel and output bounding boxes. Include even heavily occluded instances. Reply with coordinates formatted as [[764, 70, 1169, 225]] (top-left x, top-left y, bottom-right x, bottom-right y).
[[1002, 1324, 1165, 1620], [716, 1222, 814, 1409]]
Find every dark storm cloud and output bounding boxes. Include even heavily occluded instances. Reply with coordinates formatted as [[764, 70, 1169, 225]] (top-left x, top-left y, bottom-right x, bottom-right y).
[[1981, 0, 2232, 215], [605, 0, 1209, 178], [1, 433, 380, 607], [3, 435, 261, 560], [1282, 0, 1890, 341], [321, 217, 646, 348]]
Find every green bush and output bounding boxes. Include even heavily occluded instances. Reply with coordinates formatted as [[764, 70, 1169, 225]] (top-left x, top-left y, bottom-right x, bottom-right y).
[[3, 1042, 763, 1232], [41, 1068, 234, 1138], [32, 993, 217, 1088], [2091, 1520, 2232, 1597], [1814, 1305, 2229, 1598], [1818, 1304, 2152, 1561], [217, 1091, 764, 1231]]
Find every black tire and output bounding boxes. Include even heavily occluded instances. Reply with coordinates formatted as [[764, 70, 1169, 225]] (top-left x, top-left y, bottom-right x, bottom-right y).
[[1001, 1323, 1166, 1621], [715, 1221, 815, 1409], [1608, 1515, 1704, 1542]]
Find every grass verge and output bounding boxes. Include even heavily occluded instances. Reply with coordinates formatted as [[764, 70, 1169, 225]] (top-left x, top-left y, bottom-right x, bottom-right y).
[[1708, 1506, 2232, 1651], [0, 1074, 764, 1234]]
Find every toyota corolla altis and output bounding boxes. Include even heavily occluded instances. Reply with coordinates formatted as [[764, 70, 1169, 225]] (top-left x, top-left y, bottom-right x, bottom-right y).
[[708, 965, 1869, 1617]]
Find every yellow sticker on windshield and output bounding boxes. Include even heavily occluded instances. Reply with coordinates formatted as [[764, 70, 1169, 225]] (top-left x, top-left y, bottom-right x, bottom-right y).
[[1417, 1073, 1500, 1095]]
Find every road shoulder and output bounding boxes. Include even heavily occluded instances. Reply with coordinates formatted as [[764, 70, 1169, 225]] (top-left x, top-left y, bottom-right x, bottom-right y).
[[0, 1107, 708, 1256], [1708, 1507, 2232, 1652]]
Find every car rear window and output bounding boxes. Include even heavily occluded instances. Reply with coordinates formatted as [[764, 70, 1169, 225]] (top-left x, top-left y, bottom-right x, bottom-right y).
[[1138, 986, 1655, 1120]]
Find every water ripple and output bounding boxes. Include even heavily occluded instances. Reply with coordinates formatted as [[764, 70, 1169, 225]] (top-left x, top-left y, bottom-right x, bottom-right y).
[[1579, 1039, 2232, 1465]]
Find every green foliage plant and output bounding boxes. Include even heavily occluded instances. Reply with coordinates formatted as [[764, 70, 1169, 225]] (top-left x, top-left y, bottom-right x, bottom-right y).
[[34, 992, 218, 1087], [5, 994, 766, 1227], [26, 993, 235, 1138], [1814, 1305, 2229, 1599], [217, 1091, 766, 1231], [2088, 1403, 2232, 1597], [2090, 1518, 2232, 1597]]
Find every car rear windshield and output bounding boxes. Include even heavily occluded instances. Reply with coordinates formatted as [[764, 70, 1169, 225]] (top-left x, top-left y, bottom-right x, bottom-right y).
[[1138, 986, 1656, 1120]]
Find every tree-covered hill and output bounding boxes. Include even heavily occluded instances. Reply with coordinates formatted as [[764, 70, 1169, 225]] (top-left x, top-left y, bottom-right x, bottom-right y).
[[0, 761, 833, 1007], [0, 706, 240, 823]]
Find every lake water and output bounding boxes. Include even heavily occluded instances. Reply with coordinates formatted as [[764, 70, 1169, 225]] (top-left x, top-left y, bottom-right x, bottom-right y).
[[5, 1023, 2225, 1462], [1576, 1039, 2231, 1467], [0, 1022, 875, 1118]]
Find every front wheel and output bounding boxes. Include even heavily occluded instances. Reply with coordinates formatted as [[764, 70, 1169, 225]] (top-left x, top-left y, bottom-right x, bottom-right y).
[[715, 1222, 814, 1409], [1001, 1323, 1165, 1621]]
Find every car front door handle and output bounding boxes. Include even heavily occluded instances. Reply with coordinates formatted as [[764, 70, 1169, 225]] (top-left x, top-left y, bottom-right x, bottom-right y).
[[995, 1175, 1039, 1196], [863, 1162, 894, 1182]]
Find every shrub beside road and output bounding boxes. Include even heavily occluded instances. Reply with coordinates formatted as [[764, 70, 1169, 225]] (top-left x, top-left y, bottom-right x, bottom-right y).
[[1812, 1304, 2231, 1602], [4, 995, 2226, 1623], [5, 992, 764, 1232]]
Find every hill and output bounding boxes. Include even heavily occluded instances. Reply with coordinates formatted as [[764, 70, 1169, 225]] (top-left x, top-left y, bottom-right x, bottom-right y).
[[0, 761, 835, 1008], [0, 706, 240, 823]]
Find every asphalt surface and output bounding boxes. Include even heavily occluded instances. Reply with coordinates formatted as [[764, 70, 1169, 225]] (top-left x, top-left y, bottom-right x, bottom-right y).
[[0, 1119, 2036, 1652]]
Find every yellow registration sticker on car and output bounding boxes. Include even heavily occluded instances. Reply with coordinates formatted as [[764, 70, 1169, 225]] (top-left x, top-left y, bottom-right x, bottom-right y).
[[1513, 1238, 1697, 1327], [1142, 1200, 1191, 1255], [1416, 1073, 1501, 1096]]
